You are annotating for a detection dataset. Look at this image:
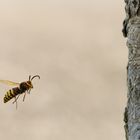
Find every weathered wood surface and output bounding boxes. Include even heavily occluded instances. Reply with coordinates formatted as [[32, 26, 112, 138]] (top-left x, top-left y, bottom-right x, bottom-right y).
[[123, 0, 140, 140]]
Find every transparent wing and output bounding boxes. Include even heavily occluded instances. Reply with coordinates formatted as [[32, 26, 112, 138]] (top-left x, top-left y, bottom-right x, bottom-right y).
[[0, 80, 20, 86]]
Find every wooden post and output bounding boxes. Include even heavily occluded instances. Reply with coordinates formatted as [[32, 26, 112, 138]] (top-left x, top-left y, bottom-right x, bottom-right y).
[[123, 0, 140, 140]]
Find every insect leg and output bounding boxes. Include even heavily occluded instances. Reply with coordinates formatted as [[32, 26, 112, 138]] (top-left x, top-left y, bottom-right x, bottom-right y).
[[27, 89, 31, 94], [13, 96, 19, 110], [12, 94, 20, 104], [23, 92, 27, 102], [15, 97, 18, 109]]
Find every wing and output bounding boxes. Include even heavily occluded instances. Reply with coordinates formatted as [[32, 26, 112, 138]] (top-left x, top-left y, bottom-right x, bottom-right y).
[[0, 80, 20, 86]]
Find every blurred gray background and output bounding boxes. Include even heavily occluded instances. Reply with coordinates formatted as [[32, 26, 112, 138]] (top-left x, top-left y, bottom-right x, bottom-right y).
[[0, 0, 127, 140]]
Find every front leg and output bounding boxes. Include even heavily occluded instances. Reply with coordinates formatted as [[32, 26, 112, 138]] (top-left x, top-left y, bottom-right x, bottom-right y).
[[23, 92, 27, 102], [27, 89, 31, 94]]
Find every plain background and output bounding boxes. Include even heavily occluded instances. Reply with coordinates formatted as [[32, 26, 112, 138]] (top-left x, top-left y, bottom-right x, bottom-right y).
[[0, 0, 127, 140]]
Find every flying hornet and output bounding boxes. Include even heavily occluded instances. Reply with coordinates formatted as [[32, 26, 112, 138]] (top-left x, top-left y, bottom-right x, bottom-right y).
[[0, 75, 40, 109]]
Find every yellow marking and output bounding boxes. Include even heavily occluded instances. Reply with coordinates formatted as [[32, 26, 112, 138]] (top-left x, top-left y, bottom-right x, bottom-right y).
[[7, 91, 12, 98], [7, 91, 10, 96], [11, 90, 15, 96], [9, 90, 13, 98], [26, 82, 32, 88], [5, 92, 9, 98]]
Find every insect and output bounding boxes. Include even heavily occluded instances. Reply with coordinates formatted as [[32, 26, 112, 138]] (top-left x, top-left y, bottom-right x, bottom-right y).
[[0, 75, 40, 109]]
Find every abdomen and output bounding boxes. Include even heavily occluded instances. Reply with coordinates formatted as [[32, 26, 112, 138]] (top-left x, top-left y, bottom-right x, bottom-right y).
[[4, 87, 21, 103]]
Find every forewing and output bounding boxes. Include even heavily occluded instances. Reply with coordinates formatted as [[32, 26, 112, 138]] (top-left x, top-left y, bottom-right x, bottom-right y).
[[0, 80, 20, 86]]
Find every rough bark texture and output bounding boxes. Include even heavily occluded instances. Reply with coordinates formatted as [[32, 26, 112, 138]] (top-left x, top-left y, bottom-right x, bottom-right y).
[[123, 0, 140, 140]]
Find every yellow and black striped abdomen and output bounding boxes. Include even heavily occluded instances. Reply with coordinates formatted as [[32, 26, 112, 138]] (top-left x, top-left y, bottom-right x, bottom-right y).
[[4, 90, 15, 103], [4, 87, 20, 103]]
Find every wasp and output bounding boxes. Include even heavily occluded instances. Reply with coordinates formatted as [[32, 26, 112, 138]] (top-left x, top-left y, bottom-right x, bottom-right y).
[[0, 75, 40, 109]]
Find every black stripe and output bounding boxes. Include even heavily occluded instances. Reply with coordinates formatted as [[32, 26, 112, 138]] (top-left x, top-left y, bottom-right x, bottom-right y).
[[4, 97, 8, 103], [10, 90, 15, 98], [5, 91, 12, 102], [7, 92, 12, 99], [5, 93, 9, 99], [8, 90, 12, 98]]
